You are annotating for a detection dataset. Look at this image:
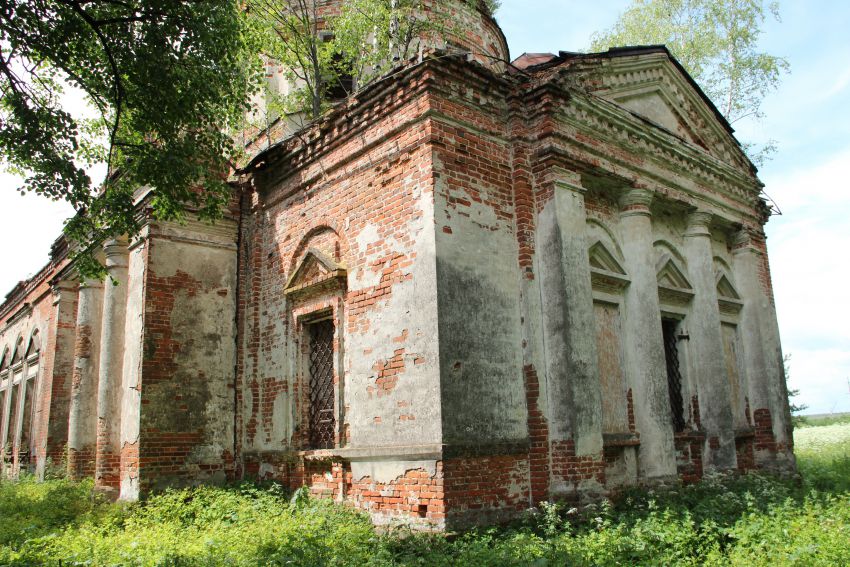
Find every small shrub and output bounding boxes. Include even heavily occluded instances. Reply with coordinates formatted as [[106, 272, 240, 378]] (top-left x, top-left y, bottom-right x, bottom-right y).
[[0, 423, 847, 565]]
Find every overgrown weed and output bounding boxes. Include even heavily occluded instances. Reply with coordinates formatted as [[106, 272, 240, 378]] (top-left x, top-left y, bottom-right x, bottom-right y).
[[0, 424, 847, 566]]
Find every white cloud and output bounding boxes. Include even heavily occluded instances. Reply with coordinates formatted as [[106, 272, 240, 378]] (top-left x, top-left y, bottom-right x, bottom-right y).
[[786, 349, 850, 415], [764, 148, 850, 414]]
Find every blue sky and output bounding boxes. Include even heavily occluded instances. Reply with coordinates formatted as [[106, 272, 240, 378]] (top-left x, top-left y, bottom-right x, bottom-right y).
[[1, 1, 848, 414]]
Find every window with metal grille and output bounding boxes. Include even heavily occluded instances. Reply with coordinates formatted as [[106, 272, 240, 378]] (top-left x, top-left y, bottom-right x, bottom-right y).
[[307, 319, 336, 449], [662, 318, 687, 432]]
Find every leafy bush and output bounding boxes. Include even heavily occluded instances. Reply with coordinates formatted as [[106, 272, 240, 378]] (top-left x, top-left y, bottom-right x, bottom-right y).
[[1, 423, 848, 566]]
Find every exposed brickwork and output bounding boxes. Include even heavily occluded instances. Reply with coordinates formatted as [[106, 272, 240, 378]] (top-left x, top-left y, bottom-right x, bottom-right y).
[[753, 408, 777, 453], [751, 230, 777, 303], [523, 364, 550, 504], [675, 432, 705, 484], [43, 289, 77, 468], [348, 464, 445, 525], [372, 348, 407, 395], [243, 454, 446, 528], [443, 455, 530, 527], [68, 447, 96, 478], [736, 436, 756, 472], [0, 249, 76, 478], [690, 395, 703, 429], [136, 221, 240, 493], [0, 27, 799, 530], [510, 102, 537, 280], [550, 440, 605, 498], [140, 269, 205, 488]]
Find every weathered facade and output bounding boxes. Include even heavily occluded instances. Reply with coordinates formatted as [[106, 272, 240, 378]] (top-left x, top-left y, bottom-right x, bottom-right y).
[[0, 2, 794, 530]]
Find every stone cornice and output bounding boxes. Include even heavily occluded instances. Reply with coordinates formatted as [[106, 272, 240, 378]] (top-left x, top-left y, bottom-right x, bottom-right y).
[[539, 91, 763, 222], [585, 53, 752, 172], [244, 53, 513, 185]]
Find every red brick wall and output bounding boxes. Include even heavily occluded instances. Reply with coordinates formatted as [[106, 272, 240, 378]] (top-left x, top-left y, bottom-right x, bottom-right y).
[[443, 455, 530, 527], [736, 436, 756, 472], [136, 223, 239, 492], [243, 453, 446, 528], [239, 66, 439, 457], [0, 255, 75, 477], [674, 432, 705, 484]]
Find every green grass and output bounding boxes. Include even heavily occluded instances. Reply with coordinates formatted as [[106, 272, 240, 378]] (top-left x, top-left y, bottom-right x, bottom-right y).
[[795, 412, 850, 428], [1, 425, 848, 566]]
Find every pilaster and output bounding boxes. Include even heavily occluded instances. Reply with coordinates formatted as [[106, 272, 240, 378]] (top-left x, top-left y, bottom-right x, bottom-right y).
[[535, 168, 604, 497], [732, 229, 795, 471], [683, 211, 736, 470], [68, 279, 104, 479], [95, 238, 129, 495], [36, 280, 78, 478], [618, 189, 677, 479]]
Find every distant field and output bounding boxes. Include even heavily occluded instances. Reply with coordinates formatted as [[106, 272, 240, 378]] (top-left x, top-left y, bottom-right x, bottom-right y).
[[0, 425, 848, 565], [798, 412, 850, 427]]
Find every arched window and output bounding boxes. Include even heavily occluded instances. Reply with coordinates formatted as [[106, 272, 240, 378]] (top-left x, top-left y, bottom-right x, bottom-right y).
[[0, 347, 10, 455], [10, 337, 23, 365], [19, 331, 40, 459], [3, 338, 25, 459]]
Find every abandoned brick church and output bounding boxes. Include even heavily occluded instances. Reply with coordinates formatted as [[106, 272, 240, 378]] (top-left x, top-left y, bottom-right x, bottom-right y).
[[0, 1, 795, 529]]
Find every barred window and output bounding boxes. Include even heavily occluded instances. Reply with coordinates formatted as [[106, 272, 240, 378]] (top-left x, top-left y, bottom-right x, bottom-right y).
[[307, 319, 335, 450], [662, 319, 686, 432]]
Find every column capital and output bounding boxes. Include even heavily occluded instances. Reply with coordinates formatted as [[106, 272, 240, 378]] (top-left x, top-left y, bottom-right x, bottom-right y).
[[684, 210, 713, 238], [79, 278, 105, 291], [619, 188, 653, 218], [552, 167, 586, 194], [103, 238, 129, 270], [731, 227, 764, 255], [52, 279, 78, 306]]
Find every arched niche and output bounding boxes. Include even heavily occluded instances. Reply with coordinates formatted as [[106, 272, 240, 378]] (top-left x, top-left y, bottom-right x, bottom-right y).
[[654, 241, 694, 308], [10, 337, 24, 366], [713, 257, 743, 317]]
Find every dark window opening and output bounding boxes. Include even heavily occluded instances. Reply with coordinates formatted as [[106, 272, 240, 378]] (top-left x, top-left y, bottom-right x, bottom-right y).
[[8, 381, 21, 453], [18, 383, 34, 460], [326, 53, 354, 101], [0, 390, 8, 453], [308, 319, 336, 449], [662, 318, 686, 432], [320, 33, 354, 101]]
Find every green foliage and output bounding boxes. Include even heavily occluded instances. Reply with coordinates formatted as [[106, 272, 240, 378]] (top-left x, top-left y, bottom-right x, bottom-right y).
[[783, 354, 809, 426], [245, 0, 461, 128], [470, 0, 501, 15], [332, 0, 456, 86], [0, 476, 103, 548], [0, 1, 260, 280], [590, 0, 789, 166], [1, 425, 848, 565]]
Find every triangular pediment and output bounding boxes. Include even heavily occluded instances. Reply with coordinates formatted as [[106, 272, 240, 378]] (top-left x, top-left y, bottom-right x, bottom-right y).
[[580, 49, 751, 171], [589, 241, 626, 275], [657, 259, 692, 291], [614, 90, 700, 144], [716, 274, 740, 300], [285, 248, 346, 296]]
